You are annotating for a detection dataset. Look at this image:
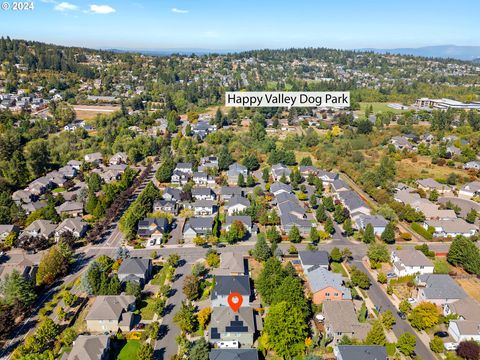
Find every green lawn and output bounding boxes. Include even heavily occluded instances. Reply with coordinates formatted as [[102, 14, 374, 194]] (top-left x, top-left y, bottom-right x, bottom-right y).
[[139, 296, 157, 320], [331, 262, 348, 277], [52, 187, 65, 193], [117, 340, 140, 360], [151, 265, 170, 286], [359, 102, 408, 114]]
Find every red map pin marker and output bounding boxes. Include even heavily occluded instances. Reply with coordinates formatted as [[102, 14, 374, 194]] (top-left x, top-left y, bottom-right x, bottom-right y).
[[227, 292, 243, 312]]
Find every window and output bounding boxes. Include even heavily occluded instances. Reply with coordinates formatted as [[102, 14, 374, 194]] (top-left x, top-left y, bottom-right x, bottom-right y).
[[325, 292, 330, 297], [334, 293, 339, 296]]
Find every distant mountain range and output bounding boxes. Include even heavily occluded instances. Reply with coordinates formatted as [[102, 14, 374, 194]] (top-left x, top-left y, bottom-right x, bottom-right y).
[[360, 45, 480, 61], [107, 48, 236, 56]]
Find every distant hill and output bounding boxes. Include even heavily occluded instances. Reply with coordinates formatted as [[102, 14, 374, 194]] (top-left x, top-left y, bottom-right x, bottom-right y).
[[360, 45, 480, 61], [473, 58, 480, 64], [108, 48, 237, 56]]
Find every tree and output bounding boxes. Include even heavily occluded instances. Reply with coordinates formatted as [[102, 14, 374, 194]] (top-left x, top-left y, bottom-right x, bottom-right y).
[[367, 243, 390, 263], [206, 249, 220, 267], [430, 336, 444, 353], [350, 267, 370, 289], [197, 307, 212, 330], [191, 263, 206, 278], [242, 154, 259, 171], [288, 225, 302, 243], [266, 227, 281, 244], [408, 302, 440, 330], [364, 320, 386, 346], [330, 247, 342, 262], [156, 158, 175, 183], [309, 227, 319, 243], [173, 301, 197, 333], [252, 235, 272, 262], [333, 205, 347, 224], [343, 218, 354, 236], [36, 245, 70, 286], [262, 167, 270, 183], [125, 281, 142, 299], [363, 224, 375, 243], [167, 253, 180, 267], [264, 301, 308, 359], [466, 209, 477, 224], [136, 343, 154, 360], [189, 338, 209, 360], [315, 205, 327, 223], [324, 218, 335, 234], [396, 332, 416, 356], [377, 272, 387, 284], [381, 222, 395, 244], [0, 269, 36, 308], [226, 220, 247, 244], [447, 236, 480, 275], [399, 299, 412, 314], [381, 310, 396, 330], [341, 248, 352, 261], [183, 275, 201, 301], [271, 275, 311, 320], [457, 340, 480, 360], [237, 173, 245, 187], [309, 194, 317, 209], [322, 197, 335, 212], [256, 257, 287, 304]]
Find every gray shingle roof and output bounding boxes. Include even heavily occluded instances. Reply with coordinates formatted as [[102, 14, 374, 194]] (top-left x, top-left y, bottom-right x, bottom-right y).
[[68, 335, 110, 360], [298, 250, 329, 266], [117, 258, 151, 276], [305, 267, 351, 299], [209, 306, 255, 339], [417, 274, 467, 300], [212, 275, 250, 298], [85, 295, 135, 321], [336, 345, 387, 360], [209, 349, 259, 360]]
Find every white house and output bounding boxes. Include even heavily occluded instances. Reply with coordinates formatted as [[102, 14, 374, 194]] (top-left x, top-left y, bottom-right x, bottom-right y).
[[424, 219, 477, 238], [390, 249, 434, 277]]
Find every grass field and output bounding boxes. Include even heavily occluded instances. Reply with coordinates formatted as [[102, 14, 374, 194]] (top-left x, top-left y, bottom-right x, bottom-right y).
[[396, 156, 467, 182], [73, 105, 121, 120], [151, 265, 170, 286], [117, 340, 141, 360], [456, 278, 480, 301], [359, 102, 409, 114], [331, 262, 348, 277]]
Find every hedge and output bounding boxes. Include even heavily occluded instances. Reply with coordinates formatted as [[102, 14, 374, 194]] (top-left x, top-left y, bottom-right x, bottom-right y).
[[411, 222, 433, 240]]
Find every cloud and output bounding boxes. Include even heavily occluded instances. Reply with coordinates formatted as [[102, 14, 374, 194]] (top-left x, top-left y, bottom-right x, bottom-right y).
[[54, 2, 78, 11], [89, 4, 116, 14], [171, 7, 188, 14]]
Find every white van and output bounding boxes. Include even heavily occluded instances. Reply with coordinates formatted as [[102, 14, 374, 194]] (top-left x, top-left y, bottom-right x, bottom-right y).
[[444, 342, 458, 351]]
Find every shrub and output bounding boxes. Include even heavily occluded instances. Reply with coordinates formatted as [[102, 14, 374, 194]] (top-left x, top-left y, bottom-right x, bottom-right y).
[[400, 232, 412, 241], [411, 222, 433, 240], [430, 337, 445, 353]]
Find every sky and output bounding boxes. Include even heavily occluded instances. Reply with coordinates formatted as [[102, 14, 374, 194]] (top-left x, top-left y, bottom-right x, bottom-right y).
[[0, 0, 479, 51]]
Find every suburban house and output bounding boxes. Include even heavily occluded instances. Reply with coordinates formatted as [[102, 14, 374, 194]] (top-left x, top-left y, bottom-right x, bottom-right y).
[[174, 162, 193, 174], [0, 255, 38, 283], [224, 216, 253, 233], [354, 214, 388, 235], [330, 179, 350, 193], [67, 335, 110, 360], [152, 199, 178, 215], [192, 172, 215, 186], [55, 217, 88, 240], [198, 156, 219, 172], [459, 181, 480, 198], [227, 163, 248, 185], [416, 178, 451, 194], [137, 218, 169, 244], [298, 250, 330, 272], [322, 300, 370, 344], [85, 295, 136, 333], [209, 349, 259, 360], [213, 252, 248, 276], [12, 189, 35, 204], [109, 152, 128, 165], [334, 345, 387, 360], [280, 212, 313, 235], [84, 152, 103, 165], [423, 218, 477, 238], [225, 196, 250, 215], [0, 225, 19, 240], [448, 320, 480, 343], [171, 170, 190, 186], [317, 170, 339, 183], [390, 249, 434, 276], [336, 191, 370, 218], [390, 136, 415, 151], [270, 182, 292, 196], [220, 186, 244, 201], [55, 201, 84, 217], [191, 200, 217, 216], [208, 306, 256, 347], [22, 220, 57, 240], [271, 163, 291, 182], [416, 274, 467, 305], [305, 266, 351, 304], [211, 275, 250, 308], [192, 187, 217, 201], [183, 217, 214, 241], [67, 160, 82, 170], [464, 161, 480, 170], [163, 188, 183, 202], [117, 258, 152, 286]]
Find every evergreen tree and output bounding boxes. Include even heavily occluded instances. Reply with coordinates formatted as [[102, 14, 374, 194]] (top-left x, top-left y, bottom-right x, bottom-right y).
[[288, 225, 301, 243], [343, 218, 354, 236], [381, 222, 395, 244], [252, 234, 272, 262], [364, 320, 386, 346], [363, 223, 375, 243], [316, 205, 327, 222], [324, 218, 335, 234], [237, 173, 246, 187]]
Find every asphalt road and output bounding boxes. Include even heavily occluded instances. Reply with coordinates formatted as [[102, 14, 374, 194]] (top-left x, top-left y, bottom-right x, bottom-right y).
[[355, 261, 436, 360]]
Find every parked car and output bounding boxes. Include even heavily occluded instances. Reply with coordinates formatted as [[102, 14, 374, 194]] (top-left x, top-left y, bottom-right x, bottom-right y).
[[397, 311, 406, 320], [434, 331, 449, 338], [386, 272, 397, 278], [407, 297, 417, 304], [444, 342, 458, 351]]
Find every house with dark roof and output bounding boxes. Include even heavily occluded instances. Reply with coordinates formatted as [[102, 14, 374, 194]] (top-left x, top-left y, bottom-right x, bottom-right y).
[[416, 274, 467, 306], [190, 199, 217, 216], [213, 252, 248, 276], [224, 216, 253, 233], [227, 163, 248, 185], [317, 170, 339, 183], [153, 199, 178, 215], [192, 187, 217, 201], [183, 217, 214, 241], [171, 170, 190, 186], [334, 345, 387, 360], [271, 164, 291, 182], [211, 275, 250, 308], [117, 258, 152, 286], [137, 218, 169, 244], [298, 250, 329, 272], [84, 152, 103, 165], [208, 306, 257, 347], [67, 335, 110, 360], [174, 162, 193, 174], [209, 349, 259, 360], [354, 214, 388, 235], [192, 172, 215, 186], [162, 188, 183, 202], [225, 196, 250, 215], [199, 156, 219, 172], [85, 295, 136, 333], [330, 179, 350, 193], [269, 182, 292, 196], [336, 191, 370, 218], [220, 186, 244, 201], [55, 201, 84, 217], [109, 152, 128, 166]]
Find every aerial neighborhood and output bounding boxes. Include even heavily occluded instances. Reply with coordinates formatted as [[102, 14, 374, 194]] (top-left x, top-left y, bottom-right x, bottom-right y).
[[1, 36, 480, 360]]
